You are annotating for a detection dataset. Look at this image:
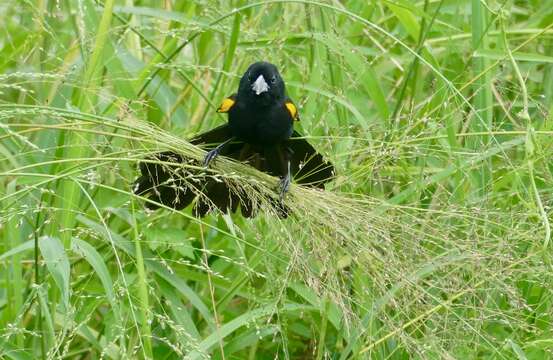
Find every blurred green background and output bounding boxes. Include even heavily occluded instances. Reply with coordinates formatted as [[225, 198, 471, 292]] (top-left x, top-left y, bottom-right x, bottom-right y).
[[1, 0, 553, 358]]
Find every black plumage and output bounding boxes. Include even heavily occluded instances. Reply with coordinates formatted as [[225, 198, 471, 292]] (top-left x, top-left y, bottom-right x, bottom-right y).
[[133, 62, 334, 217]]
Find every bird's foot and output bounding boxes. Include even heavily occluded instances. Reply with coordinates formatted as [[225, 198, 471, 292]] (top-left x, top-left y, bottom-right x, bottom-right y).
[[203, 148, 220, 167], [279, 174, 291, 202], [202, 137, 235, 167]]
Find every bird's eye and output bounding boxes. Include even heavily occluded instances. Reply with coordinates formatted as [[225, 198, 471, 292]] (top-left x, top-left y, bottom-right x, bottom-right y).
[[271, 75, 277, 84]]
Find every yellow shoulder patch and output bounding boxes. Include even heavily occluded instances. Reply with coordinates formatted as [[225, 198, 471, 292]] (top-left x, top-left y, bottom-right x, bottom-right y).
[[285, 101, 299, 121], [217, 97, 236, 113]]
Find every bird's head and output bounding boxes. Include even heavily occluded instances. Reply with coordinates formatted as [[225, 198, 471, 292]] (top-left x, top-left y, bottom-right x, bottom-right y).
[[238, 62, 285, 106]]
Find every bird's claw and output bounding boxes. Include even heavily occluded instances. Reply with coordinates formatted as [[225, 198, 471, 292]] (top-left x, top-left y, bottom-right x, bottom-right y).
[[279, 175, 291, 202], [203, 148, 219, 167]]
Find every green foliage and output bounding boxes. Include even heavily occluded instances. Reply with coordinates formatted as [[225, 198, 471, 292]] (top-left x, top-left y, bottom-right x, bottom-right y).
[[1, 0, 553, 358]]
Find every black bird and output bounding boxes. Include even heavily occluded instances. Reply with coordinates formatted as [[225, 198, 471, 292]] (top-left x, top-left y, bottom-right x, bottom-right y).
[[134, 61, 334, 217]]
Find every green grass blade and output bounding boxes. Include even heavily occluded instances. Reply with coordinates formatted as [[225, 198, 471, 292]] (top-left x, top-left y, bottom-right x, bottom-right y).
[[38, 236, 70, 309]]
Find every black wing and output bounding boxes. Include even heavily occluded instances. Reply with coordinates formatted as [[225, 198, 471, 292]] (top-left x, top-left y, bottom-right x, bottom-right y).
[[133, 126, 333, 217], [286, 131, 334, 188]]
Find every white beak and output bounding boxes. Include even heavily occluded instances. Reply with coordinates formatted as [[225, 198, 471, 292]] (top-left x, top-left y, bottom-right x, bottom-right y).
[[251, 74, 269, 95]]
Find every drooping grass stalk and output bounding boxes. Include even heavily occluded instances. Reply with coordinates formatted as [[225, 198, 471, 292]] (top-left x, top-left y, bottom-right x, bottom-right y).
[[500, 15, 530, 122]]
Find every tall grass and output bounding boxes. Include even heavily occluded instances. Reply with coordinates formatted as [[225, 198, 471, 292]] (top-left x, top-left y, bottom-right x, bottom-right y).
[[1, 0, 553, 358]]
